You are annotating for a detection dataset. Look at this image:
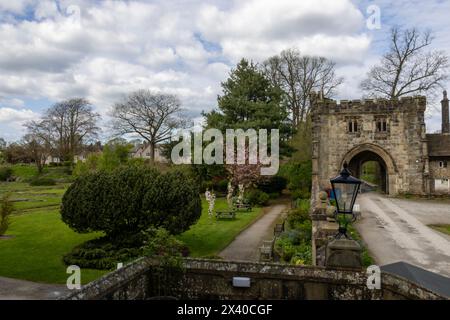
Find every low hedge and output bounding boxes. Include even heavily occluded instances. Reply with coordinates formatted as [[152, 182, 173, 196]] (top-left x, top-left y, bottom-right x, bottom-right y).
[[29, 177, 56, 186], [0, 166, 13, 181]]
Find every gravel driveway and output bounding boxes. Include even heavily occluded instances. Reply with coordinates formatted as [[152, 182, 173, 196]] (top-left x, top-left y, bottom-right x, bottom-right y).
[[356, 193, 450, 277]]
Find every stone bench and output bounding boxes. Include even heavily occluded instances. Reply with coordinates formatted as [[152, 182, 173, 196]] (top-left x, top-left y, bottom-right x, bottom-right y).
[[234, 202, 252, 212], [232, 198, 252, 212], [215, 210, 236, 220]]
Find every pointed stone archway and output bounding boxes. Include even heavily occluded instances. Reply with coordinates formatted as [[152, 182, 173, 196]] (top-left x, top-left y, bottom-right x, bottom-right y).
[[340, 144, 398, 195]]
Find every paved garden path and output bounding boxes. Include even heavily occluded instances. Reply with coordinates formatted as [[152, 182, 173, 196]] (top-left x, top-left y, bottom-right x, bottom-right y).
[[356, 192, 450, 277], [219, 203, 288, 261], [0, 276, 69, 300]]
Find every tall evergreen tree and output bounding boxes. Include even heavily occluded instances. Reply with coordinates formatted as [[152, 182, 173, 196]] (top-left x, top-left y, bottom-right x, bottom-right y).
[[204, 59, 290, 136]]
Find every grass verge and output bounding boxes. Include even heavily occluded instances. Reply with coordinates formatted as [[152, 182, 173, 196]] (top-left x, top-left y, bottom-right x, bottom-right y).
[[429, 224, 450, 236]]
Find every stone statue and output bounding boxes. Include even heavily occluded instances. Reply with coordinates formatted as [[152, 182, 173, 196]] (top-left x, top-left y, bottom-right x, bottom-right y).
[[205, 189, 215, 218], [227, 181, 234, 208], [238, 184, 245, 204]]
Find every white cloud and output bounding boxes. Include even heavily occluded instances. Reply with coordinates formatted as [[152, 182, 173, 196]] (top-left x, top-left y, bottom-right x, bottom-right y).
[[197, 0, 369, 62], [0, 107, 36, 122], [0, 98, 25, 108], [5, 0, 432, 140], [0, 107, 38, 140]]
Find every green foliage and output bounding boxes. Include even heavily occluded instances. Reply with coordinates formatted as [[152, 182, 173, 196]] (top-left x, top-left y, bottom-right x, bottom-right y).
[[289, 118, 312, 162], [429, 224, 450, 236], [48, 162, 60, 167], [29, 177, 56, 186], [276, 199, 312, 265], [0, 204, 105, 284], [203, 58, 291, 154], [142, 169, 202, 235], [0, 166, 13, 181], [73, 141, 132, 177], [290, 243, 312, 265], [287, 199, 311, 230], [0, 194, 14, 236], [193, 164, 228, 193], [11, 164, 38, 180], [348, 225, 374, 268], [98, 143, 132, 171], [274, 234, 312, 265], [203, 178, 228, 193], [279, 160, 312, 199], [72, 153, 100, 176], [245, 189, 269, 206], [177, 198, 263, 257], [61, 167, 202, 240], [62, 161, 73, 167], [143, 228, 187, 268], [256, 176, 287, 194], [63, 235, 144, 270], [127, 157, 146, 168]]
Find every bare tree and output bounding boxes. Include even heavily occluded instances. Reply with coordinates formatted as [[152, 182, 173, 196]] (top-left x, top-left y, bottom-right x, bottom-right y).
[[111, 90, 187, 163], [27, 99, 100, 162], [361, 27, 449, 99], [22, 133, 49, 174], [263, 48, 343, 127]]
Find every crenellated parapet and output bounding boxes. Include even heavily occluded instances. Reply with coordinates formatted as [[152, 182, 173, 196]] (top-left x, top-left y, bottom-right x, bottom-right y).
[[312, 95, 427, 115]]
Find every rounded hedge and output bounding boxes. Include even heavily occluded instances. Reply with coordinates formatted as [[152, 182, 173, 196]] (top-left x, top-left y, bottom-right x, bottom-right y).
[[61, 166, 202, 239]]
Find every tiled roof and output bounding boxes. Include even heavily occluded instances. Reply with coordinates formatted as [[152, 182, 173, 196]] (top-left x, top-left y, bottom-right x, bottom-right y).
[[427, 134, 450, 157]]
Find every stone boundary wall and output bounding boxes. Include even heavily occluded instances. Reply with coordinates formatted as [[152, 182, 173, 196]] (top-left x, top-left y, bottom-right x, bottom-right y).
[[63, 258, 446, 300]]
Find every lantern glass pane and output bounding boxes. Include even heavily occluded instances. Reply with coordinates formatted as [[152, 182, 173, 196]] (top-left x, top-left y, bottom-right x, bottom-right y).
[[332, 182, 358, 213]]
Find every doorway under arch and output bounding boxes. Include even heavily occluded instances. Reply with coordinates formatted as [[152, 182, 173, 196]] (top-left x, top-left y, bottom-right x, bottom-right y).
[[341, 144, 398, 195], [348, 151, 388, 193]]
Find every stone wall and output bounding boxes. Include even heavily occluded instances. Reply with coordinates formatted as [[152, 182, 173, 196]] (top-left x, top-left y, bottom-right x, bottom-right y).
[[63, 258, 446, 300], [311, 96, 429, 200]]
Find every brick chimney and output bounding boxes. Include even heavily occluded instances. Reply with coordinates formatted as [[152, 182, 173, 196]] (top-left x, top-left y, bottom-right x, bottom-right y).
[[442, 90, 449, 134]]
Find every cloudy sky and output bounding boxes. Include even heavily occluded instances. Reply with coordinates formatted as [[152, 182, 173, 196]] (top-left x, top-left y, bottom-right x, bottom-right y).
[[0, 0, 449, 141]]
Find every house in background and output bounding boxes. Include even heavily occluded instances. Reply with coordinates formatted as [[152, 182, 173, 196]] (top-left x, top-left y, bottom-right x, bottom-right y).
[[44, 155, 61, 165], [130, 143, 168, 163], [426, 92, 450, 194]]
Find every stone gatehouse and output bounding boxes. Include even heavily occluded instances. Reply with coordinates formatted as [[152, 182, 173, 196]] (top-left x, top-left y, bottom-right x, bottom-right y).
[[311, 92, 450, 197]]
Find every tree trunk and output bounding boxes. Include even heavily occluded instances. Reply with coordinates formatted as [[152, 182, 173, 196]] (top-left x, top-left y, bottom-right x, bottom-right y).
[[150, 143, 156, 164]]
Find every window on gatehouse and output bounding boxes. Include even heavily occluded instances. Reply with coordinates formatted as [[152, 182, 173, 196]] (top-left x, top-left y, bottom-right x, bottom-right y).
[[348, 120, 358, 133], [376, 118, 387, 132]]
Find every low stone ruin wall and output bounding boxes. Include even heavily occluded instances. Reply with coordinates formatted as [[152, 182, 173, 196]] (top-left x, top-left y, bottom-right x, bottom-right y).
[[63, 258, 446, 300]]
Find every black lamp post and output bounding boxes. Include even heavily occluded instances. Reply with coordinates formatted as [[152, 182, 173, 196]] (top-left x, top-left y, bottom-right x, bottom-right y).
[[330, 162, 361, 239]]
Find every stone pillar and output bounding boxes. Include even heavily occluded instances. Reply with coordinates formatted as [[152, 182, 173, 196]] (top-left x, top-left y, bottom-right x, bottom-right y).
[[311, 191, 339, 266], [325, 239, 363, 270], [442, 90, 449, 134]]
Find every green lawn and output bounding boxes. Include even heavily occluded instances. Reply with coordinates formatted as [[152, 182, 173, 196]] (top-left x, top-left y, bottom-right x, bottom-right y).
[[178, 198, 263, 257], [0, 178, 265, 284], [10, 163, 74, 182], [429, 224, 450, 236], [0, 182, 68, 213], [11, 164, 39, 180], [0, 207, 106, 284]]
